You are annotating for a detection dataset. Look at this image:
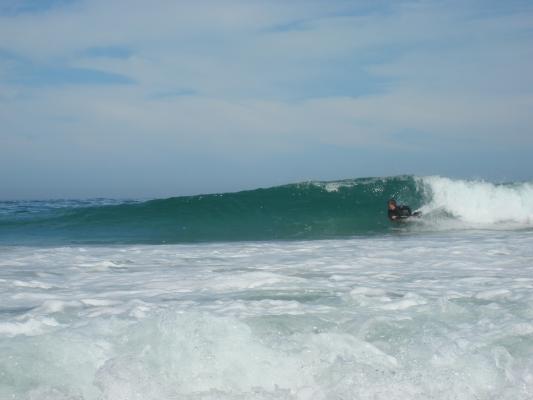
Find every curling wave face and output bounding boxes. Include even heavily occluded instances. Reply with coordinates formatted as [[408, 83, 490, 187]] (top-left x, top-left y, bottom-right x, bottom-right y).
[[1, 176, 532, 245]]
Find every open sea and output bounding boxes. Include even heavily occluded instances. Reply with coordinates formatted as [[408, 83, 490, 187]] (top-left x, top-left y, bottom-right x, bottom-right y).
[[1, 175, 533, 399]]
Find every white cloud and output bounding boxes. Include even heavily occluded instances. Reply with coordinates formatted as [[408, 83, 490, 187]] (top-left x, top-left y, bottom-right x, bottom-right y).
[[1, 0, 533, 197]]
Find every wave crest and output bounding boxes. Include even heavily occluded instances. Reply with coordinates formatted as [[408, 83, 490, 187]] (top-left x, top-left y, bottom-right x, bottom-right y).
[[1, 175, 531, 245], [419, 176, 533, 226]]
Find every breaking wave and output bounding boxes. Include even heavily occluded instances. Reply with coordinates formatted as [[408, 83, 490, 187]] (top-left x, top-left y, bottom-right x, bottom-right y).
[[1, 175, 531, 245]]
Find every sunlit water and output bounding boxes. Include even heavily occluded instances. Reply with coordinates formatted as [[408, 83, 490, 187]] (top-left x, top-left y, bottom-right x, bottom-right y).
[[1, 230, 533, 399]]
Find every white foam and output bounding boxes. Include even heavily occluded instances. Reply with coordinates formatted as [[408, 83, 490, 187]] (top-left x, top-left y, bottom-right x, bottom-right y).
[[204, 271, 306, 291], [1, 232, 533, 399], [81, 299, 123, 307], [12, 280, 54, 289], [380, 297, 426, 310], [475, 289, 512, 300], [0, 317, 59, 337], [34, 300, 82, 314], [350, 286, 387, 297], [419, 176, 533, 226], [313, 177, 387, 193]]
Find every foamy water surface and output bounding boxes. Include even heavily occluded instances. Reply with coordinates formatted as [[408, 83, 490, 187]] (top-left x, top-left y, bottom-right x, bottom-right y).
[[1, 230, 533, 399]]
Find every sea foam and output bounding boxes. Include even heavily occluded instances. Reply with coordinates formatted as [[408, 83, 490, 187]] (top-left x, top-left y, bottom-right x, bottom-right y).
[[420, 176, 533, 225], [1, 231, 533, 399]]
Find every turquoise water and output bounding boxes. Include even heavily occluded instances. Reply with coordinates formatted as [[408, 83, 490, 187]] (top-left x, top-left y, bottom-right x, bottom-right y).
[[1, 175, 533, 399], [3, 175, 532, 245], [0, 176, 422, 244]]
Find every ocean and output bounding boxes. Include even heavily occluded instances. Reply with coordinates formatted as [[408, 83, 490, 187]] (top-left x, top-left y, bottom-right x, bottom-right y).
[[1, 175, 533, 399]]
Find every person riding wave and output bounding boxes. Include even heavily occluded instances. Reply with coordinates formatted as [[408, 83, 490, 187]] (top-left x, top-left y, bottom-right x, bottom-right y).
[[387, 199, 420, 221]]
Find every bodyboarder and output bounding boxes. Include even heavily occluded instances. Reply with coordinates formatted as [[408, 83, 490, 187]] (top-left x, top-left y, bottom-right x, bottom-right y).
[[388, 199, 420, 221]]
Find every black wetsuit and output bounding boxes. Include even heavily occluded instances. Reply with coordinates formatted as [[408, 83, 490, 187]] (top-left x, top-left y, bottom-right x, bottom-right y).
[[388, 205, 412, 221]]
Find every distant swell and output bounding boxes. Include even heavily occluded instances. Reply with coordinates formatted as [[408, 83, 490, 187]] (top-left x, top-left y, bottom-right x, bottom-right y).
[[1, 175, 532, 245]]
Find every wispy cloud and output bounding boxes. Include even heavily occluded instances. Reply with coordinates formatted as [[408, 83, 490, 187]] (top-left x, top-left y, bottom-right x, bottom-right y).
[[1, 0, 533, 198]]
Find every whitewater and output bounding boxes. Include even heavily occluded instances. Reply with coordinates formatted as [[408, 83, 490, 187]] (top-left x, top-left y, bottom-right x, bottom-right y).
[[1, 176, 533, 399]]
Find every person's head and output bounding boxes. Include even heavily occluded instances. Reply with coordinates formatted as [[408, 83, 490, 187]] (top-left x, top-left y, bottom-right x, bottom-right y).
[[388, 199, 397, 210]]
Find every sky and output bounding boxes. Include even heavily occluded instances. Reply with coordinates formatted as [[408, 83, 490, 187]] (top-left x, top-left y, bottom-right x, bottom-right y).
[[1, 0, 533, 199]]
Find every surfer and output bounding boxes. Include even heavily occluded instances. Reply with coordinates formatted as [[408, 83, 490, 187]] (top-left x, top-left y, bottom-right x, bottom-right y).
[[388, 199, 420, 221]]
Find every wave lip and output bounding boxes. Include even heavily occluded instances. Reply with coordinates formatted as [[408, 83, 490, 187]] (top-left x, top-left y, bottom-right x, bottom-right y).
[[418, 176, 533, 227]]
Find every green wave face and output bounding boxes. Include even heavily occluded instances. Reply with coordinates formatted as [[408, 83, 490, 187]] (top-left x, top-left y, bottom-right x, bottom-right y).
[[0, 176, 422, 245]]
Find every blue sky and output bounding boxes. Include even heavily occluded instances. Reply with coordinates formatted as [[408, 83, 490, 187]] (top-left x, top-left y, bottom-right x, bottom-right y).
[[1, 0, 533, 199]]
